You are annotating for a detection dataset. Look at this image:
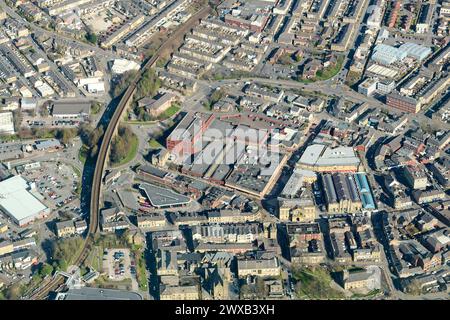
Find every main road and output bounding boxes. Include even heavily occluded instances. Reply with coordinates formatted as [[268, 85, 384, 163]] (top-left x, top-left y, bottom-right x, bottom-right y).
[[28, 4, 212, 300]]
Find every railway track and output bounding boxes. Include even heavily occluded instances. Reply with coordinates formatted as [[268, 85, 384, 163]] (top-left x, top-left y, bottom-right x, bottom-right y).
[[29, 4, 211, 300]]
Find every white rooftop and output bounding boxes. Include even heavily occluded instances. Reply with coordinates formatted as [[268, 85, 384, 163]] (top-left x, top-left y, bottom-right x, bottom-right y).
[[317, 146, 360, 166], [299, 144, 326, 166], [299, 144, 360, 167], [0, 112, 15, 135], [0, 175, 48, 223]]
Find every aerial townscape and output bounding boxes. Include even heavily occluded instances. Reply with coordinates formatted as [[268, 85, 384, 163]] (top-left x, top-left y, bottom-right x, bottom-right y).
[[0, 0, 448, 303]]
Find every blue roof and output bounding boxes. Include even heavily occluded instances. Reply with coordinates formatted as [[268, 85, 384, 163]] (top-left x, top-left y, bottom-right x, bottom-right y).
[[361, 193, 375, 209], [355, 173, 370, 193], [354, 173, 376, 209]]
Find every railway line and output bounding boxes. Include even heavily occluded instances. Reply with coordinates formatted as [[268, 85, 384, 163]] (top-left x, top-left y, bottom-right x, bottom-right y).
[[28, 4, 211, 300]]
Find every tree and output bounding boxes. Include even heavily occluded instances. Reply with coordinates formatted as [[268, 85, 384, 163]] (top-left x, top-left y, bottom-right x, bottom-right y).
[[79, 124, 104, 149], [90, 145, 98, 158], [51, 237, 83, 271], [112, 71, 138, 98], [85, 32, 98, 44], [110, 125, 136, 164], [57, 128, 77, 145], [12, 109, 22, 132], [135, 68, 161, 100], [58, 259, 68, 271], [39, 104, 49, 117], [4, 283, 22, 300], [143, 113, 151, 122], [38, 263, 54, 277], [91, 102, 102, 115], [405, 279, 422, 296]]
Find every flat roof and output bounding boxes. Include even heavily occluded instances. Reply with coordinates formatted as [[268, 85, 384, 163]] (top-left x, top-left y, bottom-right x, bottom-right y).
[[0, 175, 48, 223], [139, 183, 190, 208], [299, 144, 326, 166], [57, 287, 143, 300], [52, 101, 91, 116], [299, 144, 360, 167]]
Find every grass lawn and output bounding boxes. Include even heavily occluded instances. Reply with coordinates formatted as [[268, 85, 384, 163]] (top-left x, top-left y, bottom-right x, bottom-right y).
[[134, 250, 148, 290], [69, 164, 82, 195], [160, 103, 180, 119], [351, 289, 381, 299], [94, 275, 132, 289], [148, 138, 163, 149], [0, 134, 20, 142], [78, 145, 89, 164], [315, 56, 345, 81], [293, 266, 344, 300], [84, 246, 103, 272], [111, 135, 138, 167]]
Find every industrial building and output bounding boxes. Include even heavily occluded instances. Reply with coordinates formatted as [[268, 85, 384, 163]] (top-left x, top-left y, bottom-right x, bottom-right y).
[[109, 59, 140, 74], [0, 175, 50, 226]]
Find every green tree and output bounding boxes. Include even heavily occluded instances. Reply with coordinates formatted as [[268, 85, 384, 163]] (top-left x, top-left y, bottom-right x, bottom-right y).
[[39, 263, 54, 277], [135, 68, 161, 100], [4, 283, 22, 300], [91, 102, 102, 114], [85, 32, 98, 44], [39, 104, 49, 117], [112, 70, 138, 98], [110, 125, 136, 164], [405, 279, 422, 296], [57, 128, 77, 145]]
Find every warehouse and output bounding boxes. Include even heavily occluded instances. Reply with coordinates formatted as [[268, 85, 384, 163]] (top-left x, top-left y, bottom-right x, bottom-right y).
[[0, 175, 50, 226]]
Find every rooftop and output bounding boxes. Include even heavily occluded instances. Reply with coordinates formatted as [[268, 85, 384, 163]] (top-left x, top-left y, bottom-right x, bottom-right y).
[[56, 287, 143, 300], [0, 175, 48, 223], [139, 183, 191, 208]]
